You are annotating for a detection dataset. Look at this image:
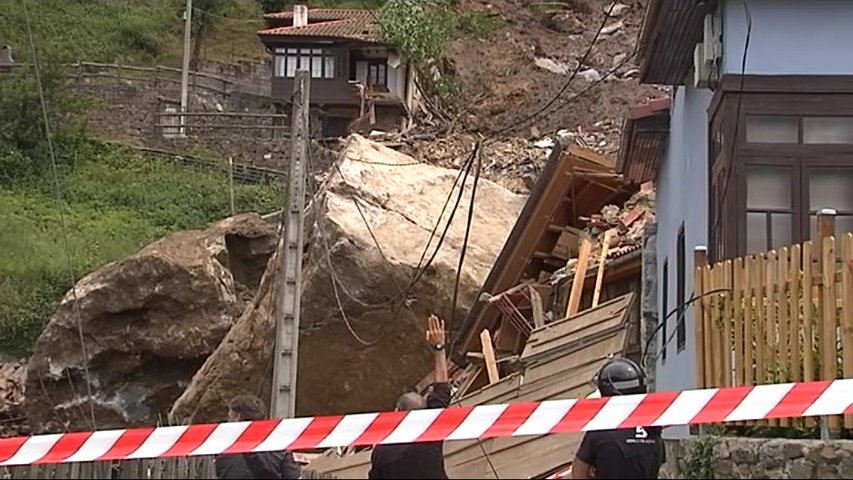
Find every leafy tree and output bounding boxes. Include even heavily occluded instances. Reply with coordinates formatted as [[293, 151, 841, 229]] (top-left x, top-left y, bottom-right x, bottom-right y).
[[377, 0, 455, 62]]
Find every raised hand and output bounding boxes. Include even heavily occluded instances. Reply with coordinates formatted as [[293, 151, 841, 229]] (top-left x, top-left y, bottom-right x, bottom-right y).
[[425, 315, 446, 347]]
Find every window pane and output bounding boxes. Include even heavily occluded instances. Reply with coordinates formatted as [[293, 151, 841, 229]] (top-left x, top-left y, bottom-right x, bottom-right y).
[[770, 213, 792, 249], [809, 169, 853, 212], [274, 55, 286, 77], [746, 116, 799, 143], [839, 215, 853, 236], [286, 55, 297, 77], [324, 56, 335, 78], [747, 212, 767, 254], [803, 117, 853, 144], [747, 165, 792, 210], [311, 55, 322, 78]]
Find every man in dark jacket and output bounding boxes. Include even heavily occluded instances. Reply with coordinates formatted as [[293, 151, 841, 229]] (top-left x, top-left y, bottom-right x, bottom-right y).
[[369, 315, 450, 479], [215, 394, 302, 480]]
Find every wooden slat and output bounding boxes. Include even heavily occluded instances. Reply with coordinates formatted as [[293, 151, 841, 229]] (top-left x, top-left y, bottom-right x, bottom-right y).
[[821, 237, 840, 430], [765, 251, 779, 427], [802, 241, 816, 428], [789, 244, 802, 384], [712, 264, 725, 388], [755, 253, 766, 389], [733, 257, 745, 387], [777, 247, 791, 427], [591, 230, 614, 308], [722, 260, 733, 387], [744, 255, 755, 387], [841, 233, 853, 429], [566, 239, 593, 317], [702, 265, 714, 391], [694, 249, 708, 389], [480, 329, 500, 385]]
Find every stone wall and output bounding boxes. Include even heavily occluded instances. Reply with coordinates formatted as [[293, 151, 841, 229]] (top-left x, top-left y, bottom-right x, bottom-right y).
[[661, 436, 853, 479], [69, 63, 288, 169]]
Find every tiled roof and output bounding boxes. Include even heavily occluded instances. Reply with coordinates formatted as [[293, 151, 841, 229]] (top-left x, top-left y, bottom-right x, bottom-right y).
[[259, 9, 380, 43], [627, 96, 671, 120]]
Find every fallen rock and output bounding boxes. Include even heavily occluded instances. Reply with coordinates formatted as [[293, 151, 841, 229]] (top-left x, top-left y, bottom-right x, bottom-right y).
[[606, 2, 631, 17], [549, 13, 585, 34], [171, 135, 526, 422], [25, 214, 276, 433], [0, 362, 27, 437]]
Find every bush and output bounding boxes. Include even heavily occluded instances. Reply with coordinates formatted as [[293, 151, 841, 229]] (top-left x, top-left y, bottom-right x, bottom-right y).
[[458, 12, 504, 40]]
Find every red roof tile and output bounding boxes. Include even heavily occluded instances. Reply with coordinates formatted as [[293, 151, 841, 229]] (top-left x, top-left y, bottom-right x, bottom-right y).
[[258, 10, 380, 43], [627, 96, 671, 120]]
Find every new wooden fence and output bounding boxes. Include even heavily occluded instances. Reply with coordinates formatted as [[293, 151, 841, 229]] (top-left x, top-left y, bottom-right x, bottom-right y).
[[694, 232, 853, 430]]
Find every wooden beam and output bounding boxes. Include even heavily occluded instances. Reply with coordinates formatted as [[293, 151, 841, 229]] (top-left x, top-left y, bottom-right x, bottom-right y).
[[592, 229, 615, 308], [566, 238, 593, 317], [480, 329, 500, 384]]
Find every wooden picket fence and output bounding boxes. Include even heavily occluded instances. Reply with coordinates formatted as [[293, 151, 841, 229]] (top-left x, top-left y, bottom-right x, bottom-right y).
[[694, 233, 853, 430]]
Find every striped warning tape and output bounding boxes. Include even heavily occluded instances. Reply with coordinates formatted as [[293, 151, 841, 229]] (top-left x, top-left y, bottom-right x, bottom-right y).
[[2, 379, 852, 467]]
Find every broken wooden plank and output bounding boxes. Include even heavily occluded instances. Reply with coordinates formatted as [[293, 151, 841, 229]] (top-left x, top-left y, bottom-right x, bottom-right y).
[[566, 238, 593, 317], [480, 329, 500, 384], [529, 285, 546, 328], [592, 229, 614, 308]]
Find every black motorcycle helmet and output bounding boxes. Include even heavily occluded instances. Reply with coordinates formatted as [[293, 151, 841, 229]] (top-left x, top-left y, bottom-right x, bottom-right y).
[[593, 357, 647, 396]]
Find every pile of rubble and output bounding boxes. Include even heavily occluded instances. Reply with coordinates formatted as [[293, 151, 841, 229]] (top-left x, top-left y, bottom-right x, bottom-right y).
[[550, 182, 655, 283]]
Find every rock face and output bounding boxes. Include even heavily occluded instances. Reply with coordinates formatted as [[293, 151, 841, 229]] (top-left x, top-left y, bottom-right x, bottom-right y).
[[25, 214, 276, 433], [170, 135, 526, 422]]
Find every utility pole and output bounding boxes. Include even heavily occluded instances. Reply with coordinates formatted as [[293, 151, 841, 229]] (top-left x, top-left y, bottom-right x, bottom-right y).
[[179, 0, 193, 137], [271, 70, 309, 419]]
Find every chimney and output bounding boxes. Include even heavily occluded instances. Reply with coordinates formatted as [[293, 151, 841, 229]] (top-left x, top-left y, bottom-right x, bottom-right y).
[[293, 5, 308, 28], [0, 45, 15, 68]]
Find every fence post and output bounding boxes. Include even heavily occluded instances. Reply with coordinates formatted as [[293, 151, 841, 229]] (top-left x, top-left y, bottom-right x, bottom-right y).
[[817, 209, 838, 438], [693, 246, 708, 390]]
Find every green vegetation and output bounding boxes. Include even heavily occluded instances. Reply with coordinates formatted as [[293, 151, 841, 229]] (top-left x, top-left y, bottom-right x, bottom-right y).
[[684, 434, 720, 479], [378, 0, 455, 62], [0, 142, 283, 356], [0, 56, 281, 356]]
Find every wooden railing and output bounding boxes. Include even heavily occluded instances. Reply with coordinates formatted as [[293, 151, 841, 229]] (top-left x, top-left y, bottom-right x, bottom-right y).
[[694, 222, 853, 430]]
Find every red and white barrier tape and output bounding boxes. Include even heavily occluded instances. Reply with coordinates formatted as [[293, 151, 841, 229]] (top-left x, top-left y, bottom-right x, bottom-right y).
[[2, 380, 852, 467]]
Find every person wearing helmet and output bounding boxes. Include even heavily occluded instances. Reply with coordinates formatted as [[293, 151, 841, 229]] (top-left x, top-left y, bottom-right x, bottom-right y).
[[572, 357, 665, 479]]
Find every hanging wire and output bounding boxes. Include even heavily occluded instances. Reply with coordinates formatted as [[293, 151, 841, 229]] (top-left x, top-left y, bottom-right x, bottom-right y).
[[21, 0, 98, 430]]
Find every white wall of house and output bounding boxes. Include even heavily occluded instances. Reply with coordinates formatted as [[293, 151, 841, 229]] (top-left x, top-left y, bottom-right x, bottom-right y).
[[654, 85, 713, 438], [722, 0, 853, 75]]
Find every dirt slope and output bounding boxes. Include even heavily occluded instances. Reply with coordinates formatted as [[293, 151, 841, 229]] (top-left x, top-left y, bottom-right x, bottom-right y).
[[447, 0, 662, 154]]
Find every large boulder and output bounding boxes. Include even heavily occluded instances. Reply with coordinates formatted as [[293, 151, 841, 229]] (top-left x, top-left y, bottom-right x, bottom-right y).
[[25, 214, 276, 433], [170, 135, 526, 422]]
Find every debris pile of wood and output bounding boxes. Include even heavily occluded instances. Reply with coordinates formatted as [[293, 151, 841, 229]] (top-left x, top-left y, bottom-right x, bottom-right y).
[[549, 182, 654, 285], [0, 361, 27, 437]]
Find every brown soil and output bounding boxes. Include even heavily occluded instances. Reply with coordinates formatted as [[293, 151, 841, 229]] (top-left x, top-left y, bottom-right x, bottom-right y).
[[447, 0, 663, 152]]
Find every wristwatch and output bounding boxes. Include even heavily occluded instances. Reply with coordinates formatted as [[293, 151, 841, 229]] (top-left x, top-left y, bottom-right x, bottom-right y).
[[433, 343, 445, 352]]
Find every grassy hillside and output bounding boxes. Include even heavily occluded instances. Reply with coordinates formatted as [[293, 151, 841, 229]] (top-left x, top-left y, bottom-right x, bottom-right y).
[[0, 142, 283, 356], [0, 0, 385, 66]]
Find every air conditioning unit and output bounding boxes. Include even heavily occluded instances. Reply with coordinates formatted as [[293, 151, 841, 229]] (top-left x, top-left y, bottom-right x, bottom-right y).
[[693, 12, 722, 88]]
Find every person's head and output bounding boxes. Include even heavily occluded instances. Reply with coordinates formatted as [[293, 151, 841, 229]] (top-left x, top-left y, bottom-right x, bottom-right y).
[[227, 394, 268, 422], [593, 357, 647, 397], [395, 392, 427, 411]]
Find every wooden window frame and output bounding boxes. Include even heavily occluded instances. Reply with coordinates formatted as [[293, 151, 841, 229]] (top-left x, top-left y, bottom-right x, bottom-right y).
[[708, 75, 853, 261], [367, 60, 388, 88]]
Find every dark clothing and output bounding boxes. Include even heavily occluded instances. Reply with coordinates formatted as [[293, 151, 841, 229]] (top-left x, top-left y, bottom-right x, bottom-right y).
[[368, 383, 451, 479], [215, 451, 302, 480], [575, 426, 665, 479]]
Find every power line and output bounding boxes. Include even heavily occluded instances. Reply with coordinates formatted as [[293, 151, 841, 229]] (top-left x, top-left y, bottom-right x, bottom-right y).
[[488, 0, 620, 139], [710, 0, 752, 257], [22, 0, 98, 431]]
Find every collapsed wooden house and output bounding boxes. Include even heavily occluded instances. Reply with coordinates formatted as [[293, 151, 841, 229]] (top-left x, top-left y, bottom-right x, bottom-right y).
[[307, 140, 655, 478]]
